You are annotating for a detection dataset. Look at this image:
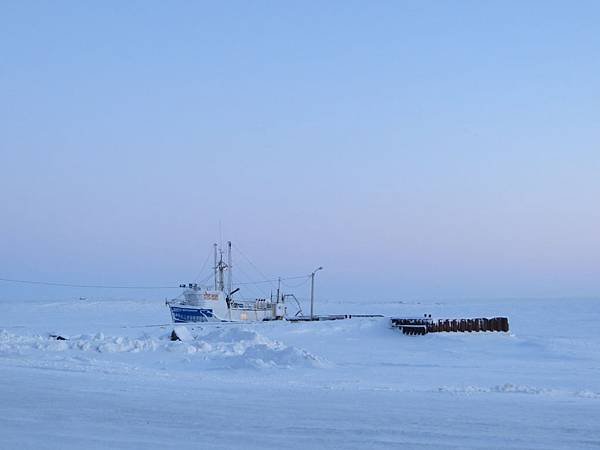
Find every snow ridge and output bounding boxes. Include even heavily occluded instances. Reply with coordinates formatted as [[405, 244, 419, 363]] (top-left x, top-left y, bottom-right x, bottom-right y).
[[437, 383, 600, 399], [0, 328, 325, 370]]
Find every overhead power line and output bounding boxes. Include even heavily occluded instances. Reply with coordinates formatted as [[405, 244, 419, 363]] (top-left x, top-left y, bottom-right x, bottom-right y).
[[0, 274, 310, 290], [0, 278, 180, 289]]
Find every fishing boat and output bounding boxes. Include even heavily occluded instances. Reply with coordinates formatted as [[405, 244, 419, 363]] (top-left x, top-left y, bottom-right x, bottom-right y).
[[167, 241, 286, 323]]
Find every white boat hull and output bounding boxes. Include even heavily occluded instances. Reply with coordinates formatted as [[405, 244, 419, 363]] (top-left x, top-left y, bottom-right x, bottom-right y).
[[167, 288, 285, 323]]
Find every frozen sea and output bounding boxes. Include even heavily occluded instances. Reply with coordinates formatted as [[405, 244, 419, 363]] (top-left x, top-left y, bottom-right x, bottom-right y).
[[1, 296, 599, 449]]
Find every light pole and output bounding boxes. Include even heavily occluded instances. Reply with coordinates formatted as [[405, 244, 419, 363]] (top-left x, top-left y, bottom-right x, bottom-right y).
[[310, 266, 323, 320]]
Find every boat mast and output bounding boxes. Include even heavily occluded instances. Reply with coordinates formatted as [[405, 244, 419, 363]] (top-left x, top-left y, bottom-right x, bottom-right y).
[[213, 243, 218, 290], [227, 241, 232, 299], [217, 249, 225, 292]]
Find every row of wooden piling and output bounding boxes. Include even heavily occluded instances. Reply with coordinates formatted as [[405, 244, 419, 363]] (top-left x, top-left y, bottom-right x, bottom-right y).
[[390, 316, 509, 335]]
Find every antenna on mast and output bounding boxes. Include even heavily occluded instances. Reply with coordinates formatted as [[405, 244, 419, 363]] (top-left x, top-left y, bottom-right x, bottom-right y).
[[277, 277, 281, 303], [218, 221, 223, 253]]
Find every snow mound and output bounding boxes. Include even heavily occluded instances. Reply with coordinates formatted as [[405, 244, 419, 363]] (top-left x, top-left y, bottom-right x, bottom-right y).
[[171, 325, 193, 342], [0, 327, 326, 370], [0, 329, 159, 354], [195, 327, 327, 369]]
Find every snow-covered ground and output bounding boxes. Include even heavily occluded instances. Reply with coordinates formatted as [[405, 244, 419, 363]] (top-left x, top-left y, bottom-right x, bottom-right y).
[[1, 296, 599, 449]]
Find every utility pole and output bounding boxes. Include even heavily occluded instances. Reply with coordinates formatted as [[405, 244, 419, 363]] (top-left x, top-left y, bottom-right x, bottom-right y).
[[310, 266, 323, 320]]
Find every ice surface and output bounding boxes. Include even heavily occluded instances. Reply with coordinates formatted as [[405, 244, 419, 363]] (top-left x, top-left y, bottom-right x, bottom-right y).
[[0, 296, 599, 449]]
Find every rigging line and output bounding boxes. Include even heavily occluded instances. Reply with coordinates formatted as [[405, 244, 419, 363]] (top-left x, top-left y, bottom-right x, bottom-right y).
[[233, 275, 309, 286], [281, 275, 312, 281], [281, 277, 311, 289], [235, 275, 309, 284], [192, 246, 214, 282], [0, 278, 180, 289], [234, 279, 277, 286], [193, 272, 214, 287], [231, 244, 311, 290], [231, 263, 270, 299], [231, 243, 277, 290], [235, 262, 272, 299]]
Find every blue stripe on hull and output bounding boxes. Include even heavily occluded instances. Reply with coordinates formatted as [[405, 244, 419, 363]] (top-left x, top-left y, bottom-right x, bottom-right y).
[[170, 306, 214, 323]]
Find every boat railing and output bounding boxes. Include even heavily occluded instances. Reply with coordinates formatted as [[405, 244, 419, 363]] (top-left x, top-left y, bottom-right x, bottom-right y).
[[229, 300, 273, 310]]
